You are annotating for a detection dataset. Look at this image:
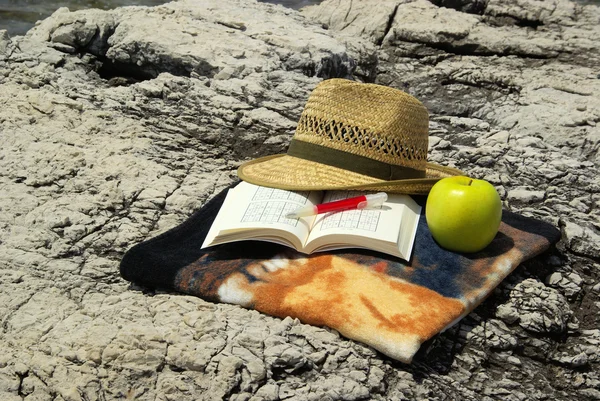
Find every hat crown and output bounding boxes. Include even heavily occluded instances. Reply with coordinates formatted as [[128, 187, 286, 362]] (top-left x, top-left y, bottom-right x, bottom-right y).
[[293, 79, 429, 172], [237, 78, 462, 195]]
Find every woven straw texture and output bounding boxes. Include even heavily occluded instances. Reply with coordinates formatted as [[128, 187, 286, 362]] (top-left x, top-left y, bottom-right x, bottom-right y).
[[295, 79, 429, 170], [238, 155, 463, 194], [238, 79, 463, 194]]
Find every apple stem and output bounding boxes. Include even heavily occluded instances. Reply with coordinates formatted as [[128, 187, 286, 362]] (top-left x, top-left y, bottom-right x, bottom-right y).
[[468, 179, 473, 186]]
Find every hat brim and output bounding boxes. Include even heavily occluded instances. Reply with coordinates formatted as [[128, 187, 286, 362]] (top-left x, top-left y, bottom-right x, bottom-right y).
[[238, 154, 463, 195]]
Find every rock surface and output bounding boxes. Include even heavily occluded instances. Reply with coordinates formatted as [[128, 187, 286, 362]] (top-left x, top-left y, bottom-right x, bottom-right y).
[[0, 0, 599, 399]]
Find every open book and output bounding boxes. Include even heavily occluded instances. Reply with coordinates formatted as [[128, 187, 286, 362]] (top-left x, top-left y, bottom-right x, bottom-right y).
[[202, 181, 422, 261]]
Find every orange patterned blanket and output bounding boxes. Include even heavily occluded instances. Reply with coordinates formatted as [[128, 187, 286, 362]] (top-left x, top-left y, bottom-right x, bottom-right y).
[[120, 185, 560, 363]]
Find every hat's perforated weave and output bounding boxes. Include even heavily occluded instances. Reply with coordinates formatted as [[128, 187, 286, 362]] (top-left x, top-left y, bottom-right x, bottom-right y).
[[293, 79, 429, 171], [295, 114, 427, 170]]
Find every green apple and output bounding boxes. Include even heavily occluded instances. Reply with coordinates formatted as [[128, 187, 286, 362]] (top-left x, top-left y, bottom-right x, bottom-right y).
[[426, 176, 502, 253]]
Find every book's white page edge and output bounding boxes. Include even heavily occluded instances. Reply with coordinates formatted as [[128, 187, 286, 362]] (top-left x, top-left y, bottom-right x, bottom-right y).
[[397, 197, 422, 261], [201, 183, 247, 248], [201, 187, 236, 249]]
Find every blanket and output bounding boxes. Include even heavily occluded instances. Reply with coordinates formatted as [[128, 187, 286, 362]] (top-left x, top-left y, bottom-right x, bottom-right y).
[[119, 183, 561, 363]]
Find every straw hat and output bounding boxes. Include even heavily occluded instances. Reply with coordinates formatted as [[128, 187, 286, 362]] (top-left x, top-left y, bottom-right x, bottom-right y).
[[238, 78, 463, 194]]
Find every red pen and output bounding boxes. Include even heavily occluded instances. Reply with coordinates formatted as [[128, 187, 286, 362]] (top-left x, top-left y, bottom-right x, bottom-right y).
[[285, 192, 388, 219]]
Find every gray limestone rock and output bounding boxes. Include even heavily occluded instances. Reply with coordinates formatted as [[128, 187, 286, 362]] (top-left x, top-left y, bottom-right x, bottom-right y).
[[562, 220, 600, 259], [0, 0, 599, 399], [0, 30, 10, 56], [497, 278, 576, 335]]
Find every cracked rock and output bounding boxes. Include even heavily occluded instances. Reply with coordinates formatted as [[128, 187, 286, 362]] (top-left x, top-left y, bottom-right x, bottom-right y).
[[562, 220, 600, 259], [1, 0, 599, 399], [496, 279, 575, 335]]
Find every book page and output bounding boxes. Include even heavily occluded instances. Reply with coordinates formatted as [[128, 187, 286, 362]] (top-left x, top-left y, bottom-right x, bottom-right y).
[[202, 181, 322, 250], [306, 190, 402, 243], [304, 191, 421, 259]]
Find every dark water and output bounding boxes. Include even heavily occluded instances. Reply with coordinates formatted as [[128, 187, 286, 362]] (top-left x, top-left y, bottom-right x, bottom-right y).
[[0, 0, 322, 36], [2, 0, 598, 37]]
